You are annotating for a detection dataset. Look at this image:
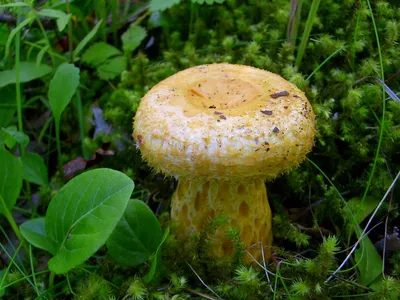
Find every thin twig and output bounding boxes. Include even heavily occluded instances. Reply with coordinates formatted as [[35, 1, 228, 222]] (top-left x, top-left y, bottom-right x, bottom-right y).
[[325, 170, 400, 283], [186, 262, 221, 299], [186, 288, 225, 300]]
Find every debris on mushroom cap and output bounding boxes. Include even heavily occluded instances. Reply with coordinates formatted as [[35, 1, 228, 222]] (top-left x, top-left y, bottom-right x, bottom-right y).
[[133, 63, 316, 181]]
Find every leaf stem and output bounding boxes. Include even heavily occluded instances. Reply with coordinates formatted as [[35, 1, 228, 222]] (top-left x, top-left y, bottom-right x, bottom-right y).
[[66, 0, 74, 62], [14, 9, 33, 210], [74, 90, 86, 157], [360, 0, 386, 205], [55, 121, 62, 171], [15, 8, 23, 142], [0, 195, 26, 250], [49, 271, 55, 289]]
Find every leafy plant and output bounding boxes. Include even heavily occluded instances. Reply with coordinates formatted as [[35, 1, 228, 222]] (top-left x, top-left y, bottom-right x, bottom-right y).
[[20, 168, 134, 274]]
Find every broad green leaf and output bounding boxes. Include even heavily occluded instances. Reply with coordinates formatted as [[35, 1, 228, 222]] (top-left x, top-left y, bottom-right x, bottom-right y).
[[73, 19, 104, 58], [48, 63, 80, 125], [121, 25, 147, 54], [0, 126, 29, 150], [82, 42, 122, 66], [38, 9, 71, 31], [354, 226, 383, 286], [0, 87, 16, 127], [97, 56, 126, 80], [143, 227, 170, 283], [0, 3, 29, 8], [21, 152, 48, 186], [0, 145, 23, 215], [5, 17, 34, 59], [345, 198, 383, 286], [46, 168, 134, 274], [0, 62, 51, 88], [107, 199, 163, 266], [20, 218, 56, 255], [348, 197, 380, 224], [149, 0, 181, 12]]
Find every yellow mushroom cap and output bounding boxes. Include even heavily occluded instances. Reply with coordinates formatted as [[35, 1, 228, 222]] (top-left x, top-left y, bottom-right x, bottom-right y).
[[133, 63, 316, 181]]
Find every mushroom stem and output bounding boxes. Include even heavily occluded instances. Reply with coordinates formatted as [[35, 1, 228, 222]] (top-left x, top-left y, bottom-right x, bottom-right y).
[[171, 178, 272, 262]]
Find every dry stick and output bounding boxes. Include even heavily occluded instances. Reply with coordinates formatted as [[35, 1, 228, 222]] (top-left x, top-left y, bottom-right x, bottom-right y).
[[260, 242, 273, 292], [245, 245, 275, 293], [185, 262, 221, 299], [325, 170, 400, 283], [186, 288, 224, 300]]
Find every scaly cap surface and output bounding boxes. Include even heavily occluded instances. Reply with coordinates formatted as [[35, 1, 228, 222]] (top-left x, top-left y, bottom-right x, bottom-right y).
[[133, 63, 315, 180]]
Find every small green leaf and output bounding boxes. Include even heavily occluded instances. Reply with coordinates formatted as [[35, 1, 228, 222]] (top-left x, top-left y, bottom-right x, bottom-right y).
[[22, 152, 48, 186], [149, 0, 181, 12], [143, 227, 170, 283], [48, 63, 80, 125], [20, 218, 55, 255], [107, 199, 163, 266], [82, 42, 122, 66], [121, 25, 147, 54], [5, 17, 33, 59], [38, 9, 71, 31], [0, 62, 51, 88], [0, 145, 23, 215], [348, 197, 380, 224], [97, 56, 126, 80], [354, 229, 383, 286], [0, 126, 30, 150], [73, 20, 104, 58], [46, 168, 134, 274]]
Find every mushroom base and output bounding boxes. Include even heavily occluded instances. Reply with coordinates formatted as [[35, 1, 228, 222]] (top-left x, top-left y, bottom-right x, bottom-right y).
[[171, 178, 272, 262]]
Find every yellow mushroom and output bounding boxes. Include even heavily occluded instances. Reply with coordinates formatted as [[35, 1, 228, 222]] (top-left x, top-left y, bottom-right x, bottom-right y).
[[133, 63, 316, 262]]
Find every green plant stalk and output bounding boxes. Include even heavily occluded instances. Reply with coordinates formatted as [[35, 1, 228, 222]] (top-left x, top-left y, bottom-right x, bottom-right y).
[[15, 8, 33, 208], [15, 8, 23, 138], [55, 121, 62, 170], [74, 90, 86, 157], [0, 240, 24, 289], [0, 195, 26, 250], [32, 11, 55, 67], [295, 0, 321, 69], [66, 0, 74, 62], [110, 0, 119, 46], [361, 0, 386, 205], [49, 271, 55, 289], [0, 270, 49, 290], [29, 244, 41, 297]]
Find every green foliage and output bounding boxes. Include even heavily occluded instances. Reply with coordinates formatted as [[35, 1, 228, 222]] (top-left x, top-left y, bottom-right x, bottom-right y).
[[0, 62, 51, 88], [21, 168, 134, 274], [48, 63, 80, 125], [107, 199, 163, 267], [0, 144, 23, 214], [0, 0, 399, 298], [121, 25, 147, 54], [150, 0, 181, 12], [21, 152, 48, 186]]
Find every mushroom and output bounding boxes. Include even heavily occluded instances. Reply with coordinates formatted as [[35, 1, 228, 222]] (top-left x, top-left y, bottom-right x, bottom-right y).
[[133, 63, 315, 262]]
